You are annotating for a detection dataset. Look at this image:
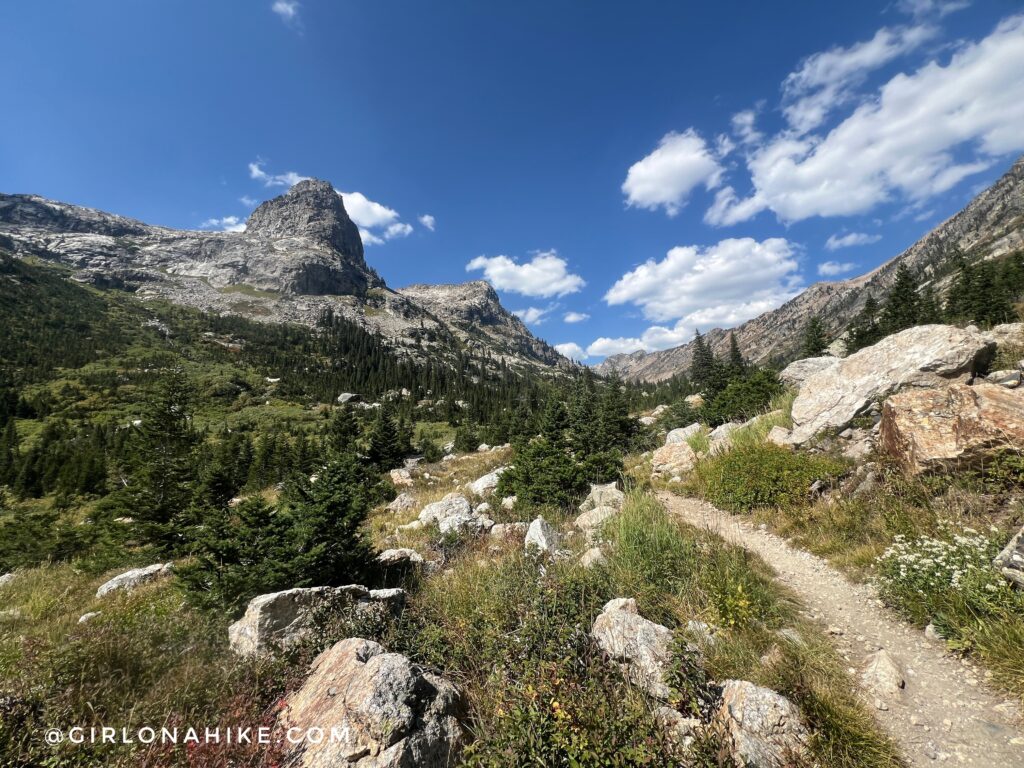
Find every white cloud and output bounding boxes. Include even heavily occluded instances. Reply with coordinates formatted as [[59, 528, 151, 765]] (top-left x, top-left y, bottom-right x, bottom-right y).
[[622, 129, 724, 216], [555, 342, 588, 360], [825, 232, 882, 250], [782, 25, 936, 134], [359, 228, 384, 246], [586, 337, 646, 357], [239, 195, 258, 207], [563, 311, 590, 323], [731, 110, 763, 145], [513, 306, 554, 325], [249, 161, 309, 188], [896, 0, 970, 19], [199, 215, 246, 233], [271, 1, 299, 23], [818, 260, 858, 276], [605, 237, 801, 324], [418, 214, 436, 231], [336, 190, 400, 229], [384, 222, 413, 240], [466, 250, 585, 298], [706, 15, 1024, 225]]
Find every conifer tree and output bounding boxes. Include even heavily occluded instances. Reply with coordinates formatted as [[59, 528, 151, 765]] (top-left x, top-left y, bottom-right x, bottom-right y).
[[727, 332, 745, 378], [800, 316, 828, 357], [366, 405, 404, 470], [880, 263, 920, 334]]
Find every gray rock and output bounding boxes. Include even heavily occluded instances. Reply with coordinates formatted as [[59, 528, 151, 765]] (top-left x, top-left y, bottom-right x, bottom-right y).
[[387, 492, 417, 514], [336, 392, 360, 404], [924, 622, 944, 641], [0, 573, 14, 588], [438, 510, 494, 536], [579, 547, 607, 569], [376, 548, 425, 568], [861, 649, 905, 698], [712, 680, 810, 768], [465, 467, 507, 497], [666, 423, 701, 445], [986, 369, 1022, 388], [418, 494, 472, 526], [638, 415, 657, 426], [574, 505, 618, 532], [278, 637, 466, 767], [578, 482, 625, 513], [779, 356, 840, 388], [993, 526, 1024, 588], [489, 522, 528, 539], [78, 611, 101, 624], [95, 563, 173, 598], [525, 517, 561, 554], [765, 426, 792, 446], [651, 442, 697, 476], [501, 495, 517, 510], [590, 597, 674, 700], [654, 706, 701, 753]]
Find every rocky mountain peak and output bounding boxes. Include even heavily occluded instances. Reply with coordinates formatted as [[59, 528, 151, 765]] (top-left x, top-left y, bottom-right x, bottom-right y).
[[245, 179, 365, 265]]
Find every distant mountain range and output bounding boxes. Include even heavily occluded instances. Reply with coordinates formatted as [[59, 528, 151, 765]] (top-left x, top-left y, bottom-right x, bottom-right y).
[[595, 155, 1024, 382], [0, 179, 570, 375]]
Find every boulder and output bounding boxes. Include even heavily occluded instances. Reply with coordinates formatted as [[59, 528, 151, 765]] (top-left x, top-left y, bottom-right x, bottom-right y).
[[465, 467, 507, 497], [228, 586, 406, 657], [765, 426, 791, 446], [0, 573, 13, 588], [336, 392, 360, 404], [477, 443, 490, 453], [397, 520, 425, 532], [96, 563, 172, 598], [579, 547, 607, 569], [986, 369, 1022, 388], [779, 356, 839, 389], [574, 505, 618, 533], [666, 423, 701, 445], [578, 482, 625, 513], [78, 611, 101, 624], [654, 706, 701, 753], [712, 680, 809, 768], [501, 495, 517, 510], [590, 597, 674, 700], [489, 522, 528, 539], [652, 442, 697, 476], [789, 325, 995, 444], [993, 526, 1024, 588], [418, 494, 472, 526], [980, 322, 1024, 347], [387, 493, 417, 514], [389, 468, 414, 487], [879, 382, 1024, 474], [651, 404, 669, 417], [474, 501, 492, 515], [278, 637, 465, 767], [438, 510, 494, 536], [860, 649, 905, 698], [524, 516, 561, 554], [376, 549, 425, 568]]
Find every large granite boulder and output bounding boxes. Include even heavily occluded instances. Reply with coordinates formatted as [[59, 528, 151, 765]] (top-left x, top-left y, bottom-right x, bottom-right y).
[[590, 598, 674, 700], [95, 563, 173, 598], [879, 382, 1024, 474], [779, 356, 839, 389], [228, 585, 406, 657], [524, 516, 561, 554], [712, 680, 809, 768], [278, 637, 465, 767], [578, 482, 625, 513], [789, 325, 995, 444], [465, 467, 507, 497], [652, 442, 697, 476], [993, 526, 1024, 588], [418, 494, 472, 526], [666, 423, 701, 445], [574, 505, 618, 533]]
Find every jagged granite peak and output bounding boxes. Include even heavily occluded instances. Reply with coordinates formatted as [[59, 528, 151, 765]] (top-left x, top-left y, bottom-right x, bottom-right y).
[[246, 179, 365, 265], [597, 154, 1024, 382]]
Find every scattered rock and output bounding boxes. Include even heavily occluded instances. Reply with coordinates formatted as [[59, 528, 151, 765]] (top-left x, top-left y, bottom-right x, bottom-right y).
[[590, 597, 674, 700], [376, 549, 425, 568], [0, 573, 13, 588], [779, 356, 840, 389], [651, 404, 670, 417], [387, 492, 417, 514], [654, 706, 701, 752], [666, 423, 701, 444], [579, 547, 607, 569], [789, 325, 995, 444], [574, 505, 617, 533], [336, 392, 360, 404], [95, 563, 173, 598], [465, 467, 507, 497], [709, 422, 740, 454], [986, 369, 1022, 388], [474, 501, 492, 515], [993, 526, 1024, 588], [78, 611, 101, 624], [278, 637, 466, 767], [578, 482, 625, 513], [477, 443, 490, 453], [652, 442, 697, 476], [418, 494, 472, 525], [501, 495, 517, 510], [638, 415, 657, 426], [880, 382, 1024, 474], [489, 522, 528, 539], [525, 517, 561, 554], [924, 623, 944, 641], [438, 509, 494, 537], [861, 649, 905, 698], [765, 426, 792, 446], [980, 322, 1024, 347], [684, 394, 704, 409], [397, 520, 425, 532], [389, 467, 413, 487], [228, 586, 406, 657], [712, 680, 810, 768]]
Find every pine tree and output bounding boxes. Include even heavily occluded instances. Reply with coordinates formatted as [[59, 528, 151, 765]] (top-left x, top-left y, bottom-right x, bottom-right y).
[[366, 405, 404, 470], [880, 263, 920, 335], [847, 295, 884, 353], [0, 420, 17, 487], [727, 332, 745, 378], [595, 377, 635, 451], [690, 331, 725, 396], [800, 316, 828, 357], [324, 406, 360, 455]]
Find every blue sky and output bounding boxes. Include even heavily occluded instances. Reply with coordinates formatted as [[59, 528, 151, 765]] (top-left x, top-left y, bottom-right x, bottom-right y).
[[2, 1, 1023, 362]]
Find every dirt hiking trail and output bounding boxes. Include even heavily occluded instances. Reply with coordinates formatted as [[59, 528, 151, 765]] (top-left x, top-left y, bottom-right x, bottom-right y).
[[658, 492, 1024, 767]]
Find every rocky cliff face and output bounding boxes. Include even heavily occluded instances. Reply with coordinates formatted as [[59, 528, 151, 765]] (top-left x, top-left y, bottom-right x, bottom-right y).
[[0, 180, 568, 374], [597, 155, 1024, 382]]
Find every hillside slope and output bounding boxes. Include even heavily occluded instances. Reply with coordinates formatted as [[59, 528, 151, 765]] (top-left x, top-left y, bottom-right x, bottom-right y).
[[597, 155, 1024, 382]]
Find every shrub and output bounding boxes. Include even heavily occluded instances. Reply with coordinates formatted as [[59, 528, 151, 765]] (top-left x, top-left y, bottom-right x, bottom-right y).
[[700, 368, 783, 427], [688, 443, 846, 512]]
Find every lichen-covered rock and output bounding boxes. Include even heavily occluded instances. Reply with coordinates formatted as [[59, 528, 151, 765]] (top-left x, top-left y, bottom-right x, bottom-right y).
[[579, 547, 607, 569], [654, 706, 701, 753], [489, 522, 528, 539], [779, 356, 839, 389], [765, 426, 791, 446], [96, 563, 172, 598], [574, 505, 617, 532], [652, 442, 697, 476], [438, 510, 494, 536], [578, 482, 625, 513], [789, 325, 995, 444], [278, 637, 466, 767], [590, 598, 674, 700], [228, 585, 406, 657], [880, 382, 1024, 474], [389, 467, 414, 487], [524, 516, 561, 554], [387, 493, 417, 514], [465, 467, 507, 497], [418, 494, 472, 526], [376, 549, 425, 568], [993, 526, 1024, 588], [712, 680, 809, 768], [666, 423, 701, 444]]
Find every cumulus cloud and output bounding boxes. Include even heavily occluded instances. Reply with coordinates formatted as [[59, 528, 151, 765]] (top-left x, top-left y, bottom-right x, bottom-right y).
[[555, 342, 588, 361], [384, 222, 413, 240], [621, 129, 724, 216], [249, 161, 308, 188], [818, 260, 858, 276], [782, 24, 936, 134], [513, 306, 554, 325], [706, 15, 1024, 225], [563, 311, 590, 323], [271, 1, 300, 23], [731, 110, 763, 146], [466, 250, 585, 298], [586, 337, 647, 357], [359, 228, 384, 246], [199, 215, 246, 233], [418, 214, 436, 231], [825, 232, 881, 250]]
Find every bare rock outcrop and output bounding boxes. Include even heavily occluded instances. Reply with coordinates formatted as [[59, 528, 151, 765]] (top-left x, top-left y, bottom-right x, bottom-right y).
[[578, 482, 624, 513], [95, 563, 173, 598], [590, 598, 674, 700], [711, 680, 809, 768], [879, 382, 1024, 474], [993, 526, 1024, 588], [652, 442, 697, 477], [779, 356, 839, 389], [789, 325, 995, 444], [278, 637, 465, 767]]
